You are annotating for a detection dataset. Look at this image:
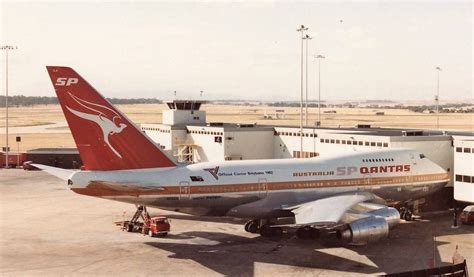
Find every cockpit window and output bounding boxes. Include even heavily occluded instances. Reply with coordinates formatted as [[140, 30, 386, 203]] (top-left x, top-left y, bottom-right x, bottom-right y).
[[420, 154, 426, 159]]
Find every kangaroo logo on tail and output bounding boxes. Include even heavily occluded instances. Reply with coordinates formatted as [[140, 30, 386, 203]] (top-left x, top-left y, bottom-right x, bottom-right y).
[[65, 92, 127, 158]]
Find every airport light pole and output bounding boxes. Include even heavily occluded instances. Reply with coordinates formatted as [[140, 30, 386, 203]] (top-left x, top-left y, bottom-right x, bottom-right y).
[[297, 25, 308, 156], [1, 45, 17, 169], [316, 54, 325, 127], [303, 34, 312, 127], [435, 66, 441, 130]]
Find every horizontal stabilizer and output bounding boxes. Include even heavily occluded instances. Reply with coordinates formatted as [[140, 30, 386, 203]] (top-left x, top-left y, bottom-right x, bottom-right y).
[[32, 164, 75, 181]]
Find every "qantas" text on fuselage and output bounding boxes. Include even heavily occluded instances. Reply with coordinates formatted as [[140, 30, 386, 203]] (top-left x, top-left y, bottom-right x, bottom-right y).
[[336, 165, 411, 176]]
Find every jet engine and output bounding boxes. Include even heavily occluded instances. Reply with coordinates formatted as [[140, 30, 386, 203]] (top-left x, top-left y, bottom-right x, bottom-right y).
[[366, 207, 400, 228], [337, 216, 389, 244]]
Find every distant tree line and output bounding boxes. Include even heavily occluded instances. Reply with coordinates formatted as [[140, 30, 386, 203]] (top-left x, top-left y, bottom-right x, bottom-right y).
[[0, 95, 162, 107], [268, 102, 328, 108], [405, 104, 473, 113]]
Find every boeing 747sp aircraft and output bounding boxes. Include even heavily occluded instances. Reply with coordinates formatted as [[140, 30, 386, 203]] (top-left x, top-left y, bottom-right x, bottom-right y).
[[38, 66, 449, 244]]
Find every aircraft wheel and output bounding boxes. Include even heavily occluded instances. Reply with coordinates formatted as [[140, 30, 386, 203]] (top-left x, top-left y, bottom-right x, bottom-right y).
[[296, 227, 310, 239], [296, 226, 319, 240], [404, 210, 413, 221], [245, 220, 260, 233], [244, 220, 253, 232], [272, 227, 283, 237], [260, 225, 282, 238], [259, 225, 273, 237], [399, 207, 408, 220]]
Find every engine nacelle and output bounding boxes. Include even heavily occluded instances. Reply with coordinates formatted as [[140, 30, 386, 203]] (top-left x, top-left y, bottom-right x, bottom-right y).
[[367, 207, 400, 228], [337, 216, 389, 244]]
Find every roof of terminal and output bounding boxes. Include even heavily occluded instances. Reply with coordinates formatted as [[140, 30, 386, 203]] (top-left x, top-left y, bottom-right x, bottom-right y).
[[141, 122, 473, 137], [26, 148, 79, 154]]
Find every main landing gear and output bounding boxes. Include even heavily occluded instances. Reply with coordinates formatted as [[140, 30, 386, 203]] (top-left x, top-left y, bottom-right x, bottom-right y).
[[295, 226, 320, 240], [399, 206, 413, 221], [244, 219, 260, 234], [244, 219, 283, 238], [245, 219, 319, 239]]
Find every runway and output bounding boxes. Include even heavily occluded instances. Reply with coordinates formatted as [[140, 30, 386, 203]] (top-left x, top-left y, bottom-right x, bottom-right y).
[[1, 169, 472, 276]]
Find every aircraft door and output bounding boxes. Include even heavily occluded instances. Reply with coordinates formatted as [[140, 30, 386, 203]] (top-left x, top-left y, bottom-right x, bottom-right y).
[[179, 181, 191, 200], [360, 173, 371, 192], [258, 178, 268, 198], [410, 153, 417, 165]]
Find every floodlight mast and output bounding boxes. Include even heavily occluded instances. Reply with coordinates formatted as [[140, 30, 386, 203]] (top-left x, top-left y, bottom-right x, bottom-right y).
[[303, 34, 312, 127], [435, 66, 442, 130], [1, 45, 18, 169], [297, 25, 308, 157], [316, 54, 325, 127]]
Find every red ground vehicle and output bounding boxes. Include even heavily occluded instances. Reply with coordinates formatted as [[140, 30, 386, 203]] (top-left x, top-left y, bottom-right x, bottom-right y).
[[120, 206, 170, 237], [146, 217, 170, 237], [460, 205, 474, 225]]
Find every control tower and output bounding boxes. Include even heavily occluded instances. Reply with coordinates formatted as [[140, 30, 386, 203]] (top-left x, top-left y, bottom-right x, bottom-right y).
[[162, 100, 207, 126]]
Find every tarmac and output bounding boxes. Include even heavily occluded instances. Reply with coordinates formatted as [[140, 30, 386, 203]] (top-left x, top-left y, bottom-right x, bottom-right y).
[[1, 169, 473, 276]]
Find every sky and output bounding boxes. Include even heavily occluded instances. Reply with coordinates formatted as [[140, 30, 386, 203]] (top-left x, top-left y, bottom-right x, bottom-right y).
[[0, 0, 472, 102]]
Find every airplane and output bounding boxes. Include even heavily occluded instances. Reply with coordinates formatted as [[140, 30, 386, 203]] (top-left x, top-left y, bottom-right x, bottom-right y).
[[37, 66, 449, 244]]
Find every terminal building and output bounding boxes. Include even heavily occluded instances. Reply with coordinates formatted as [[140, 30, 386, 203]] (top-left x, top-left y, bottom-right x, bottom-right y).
[[141, 100, 473, 203], [453, 137, 474, 203]]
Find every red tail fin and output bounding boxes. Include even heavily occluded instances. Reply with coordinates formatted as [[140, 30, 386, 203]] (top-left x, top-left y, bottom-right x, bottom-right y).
[[46, 66, 176, 171]]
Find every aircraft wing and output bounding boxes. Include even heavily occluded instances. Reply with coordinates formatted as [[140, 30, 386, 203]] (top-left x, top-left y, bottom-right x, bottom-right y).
[[227, 191, 388, 227], [286, 192, 376, 225]]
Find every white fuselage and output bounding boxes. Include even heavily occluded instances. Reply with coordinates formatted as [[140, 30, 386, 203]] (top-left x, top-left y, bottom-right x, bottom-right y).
[[69, 149, 448, 217]]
